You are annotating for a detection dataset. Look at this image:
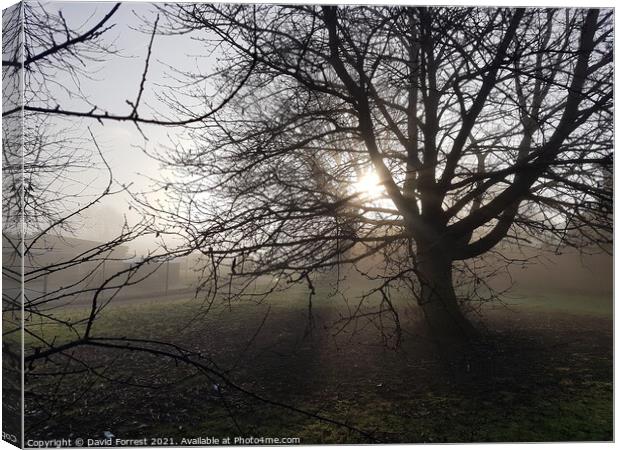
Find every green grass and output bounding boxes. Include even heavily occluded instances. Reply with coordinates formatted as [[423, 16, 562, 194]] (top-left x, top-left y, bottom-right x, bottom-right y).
[[503, 290, 613, 318], [24, 288, 613, 443]]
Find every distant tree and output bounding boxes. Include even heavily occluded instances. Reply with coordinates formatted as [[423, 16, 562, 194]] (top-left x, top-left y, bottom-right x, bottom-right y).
[[152, 6, 613, 342]]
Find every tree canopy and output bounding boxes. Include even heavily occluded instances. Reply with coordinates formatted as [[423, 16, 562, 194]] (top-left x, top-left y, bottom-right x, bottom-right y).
[[146, 6, 613, 339]]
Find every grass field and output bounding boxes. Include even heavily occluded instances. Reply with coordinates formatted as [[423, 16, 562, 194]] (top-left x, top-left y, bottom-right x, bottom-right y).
[[23, 286, 612, 444]]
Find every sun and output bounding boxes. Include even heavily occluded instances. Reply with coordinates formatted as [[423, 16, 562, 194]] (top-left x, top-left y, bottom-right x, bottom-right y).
[[354, 170, 384, 199]]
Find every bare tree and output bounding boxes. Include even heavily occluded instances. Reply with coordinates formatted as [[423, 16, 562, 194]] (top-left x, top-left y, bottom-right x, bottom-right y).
[[1, 2, 613, 444], [148, 6, 613, 343], [1, 3, 184, 437], [3, 3, 388, 440]]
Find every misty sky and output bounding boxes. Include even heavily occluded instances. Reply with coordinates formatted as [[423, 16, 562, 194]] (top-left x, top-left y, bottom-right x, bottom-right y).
[[42, 2, 216, 251]]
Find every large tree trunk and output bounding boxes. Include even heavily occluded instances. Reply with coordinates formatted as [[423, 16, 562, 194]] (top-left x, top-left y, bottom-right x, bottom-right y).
[[416, 248, 478, 344]]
